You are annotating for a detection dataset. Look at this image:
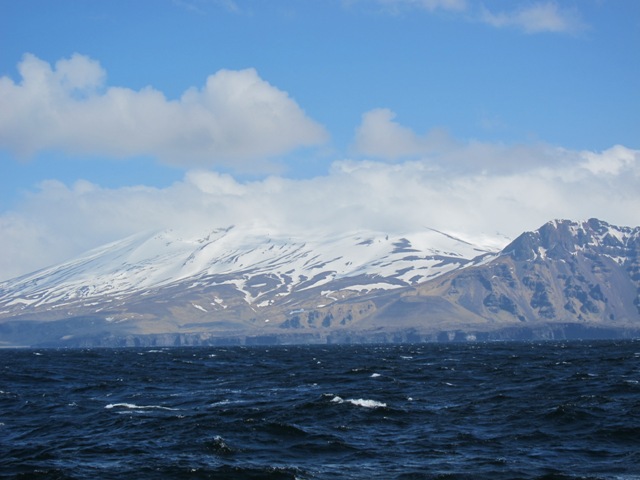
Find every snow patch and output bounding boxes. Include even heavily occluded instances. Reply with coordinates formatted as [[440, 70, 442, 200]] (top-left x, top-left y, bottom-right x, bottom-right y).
[[192, 303, 208, 313], [5, 297, 37, 307], [343, 283, 403, 292]]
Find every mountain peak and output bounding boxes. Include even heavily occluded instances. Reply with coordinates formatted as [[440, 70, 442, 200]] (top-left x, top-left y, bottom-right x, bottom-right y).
[[502, 218, 639, 262]]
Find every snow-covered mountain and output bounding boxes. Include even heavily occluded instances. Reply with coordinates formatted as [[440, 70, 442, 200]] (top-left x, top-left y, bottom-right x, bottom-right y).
[[0, 225, 496, 313], [0, 225, 498, 346], [1, 219, 638, 347]]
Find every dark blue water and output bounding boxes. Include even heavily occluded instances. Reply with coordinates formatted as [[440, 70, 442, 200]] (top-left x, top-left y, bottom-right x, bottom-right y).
[[1, 341, 639, 479]]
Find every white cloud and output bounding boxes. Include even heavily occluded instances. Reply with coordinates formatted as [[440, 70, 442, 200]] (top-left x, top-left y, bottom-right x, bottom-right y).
[[358, 0, 586, 34], [480, 2, 586, 35], [1, 142, 638, 281], [353, 108, 582, 174], [581, 144, 638, 176], [173, 0, 241, 15], [0, 53, 328, 170], [353, 108, 457, 159], [375, 0, 467, 12]]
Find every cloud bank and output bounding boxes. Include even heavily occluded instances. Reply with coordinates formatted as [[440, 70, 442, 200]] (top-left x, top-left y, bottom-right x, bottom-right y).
[[1, 143, 638, 281], [0, 53, 328, 170]]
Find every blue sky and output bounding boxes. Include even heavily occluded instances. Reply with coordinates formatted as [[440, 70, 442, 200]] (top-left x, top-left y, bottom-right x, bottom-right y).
[[1, 0, 639, 280]]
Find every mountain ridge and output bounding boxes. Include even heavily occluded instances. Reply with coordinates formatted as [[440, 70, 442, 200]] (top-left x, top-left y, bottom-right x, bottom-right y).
[[1, 218, 639, 347]]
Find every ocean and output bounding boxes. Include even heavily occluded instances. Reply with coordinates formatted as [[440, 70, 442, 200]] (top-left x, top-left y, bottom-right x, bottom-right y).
[[1, 341, 639, 479]]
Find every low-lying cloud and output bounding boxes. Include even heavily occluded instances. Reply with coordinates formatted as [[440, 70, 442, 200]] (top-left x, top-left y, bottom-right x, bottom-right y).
[[1, 144, 638, 281], [0, 53, 328, 170]]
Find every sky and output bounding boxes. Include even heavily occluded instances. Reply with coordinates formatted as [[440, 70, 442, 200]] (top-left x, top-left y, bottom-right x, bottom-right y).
[[0, 0, 639, 281]]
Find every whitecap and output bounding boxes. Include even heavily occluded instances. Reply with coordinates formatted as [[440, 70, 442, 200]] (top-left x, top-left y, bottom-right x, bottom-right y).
[[209, 399, 247, 407], [105, 403, 178, 411], [371, 373, 381, 378], [346, 398, 387, 409], [328, 395, 386, 408]]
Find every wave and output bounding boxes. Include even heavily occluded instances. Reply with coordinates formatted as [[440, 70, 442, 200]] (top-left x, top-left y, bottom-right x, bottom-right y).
[[104, 403, 178, 411], [330, 395, 387, 409], [3, 342, 639, 479]]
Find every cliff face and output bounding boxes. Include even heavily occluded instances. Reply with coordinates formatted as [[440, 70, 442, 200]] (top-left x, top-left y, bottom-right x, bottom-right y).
[[1, 219, 639, 347]]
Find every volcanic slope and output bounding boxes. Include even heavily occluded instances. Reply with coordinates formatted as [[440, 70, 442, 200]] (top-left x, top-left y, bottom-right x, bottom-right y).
[[0, 225, 497, 345]]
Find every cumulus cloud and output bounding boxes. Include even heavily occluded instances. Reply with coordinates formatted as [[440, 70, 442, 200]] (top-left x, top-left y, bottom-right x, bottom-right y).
[[353, 109, 457, 159], [353, 108, 582, 174], [1, 143, 638, 281], [0, 53, 328, 169]]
